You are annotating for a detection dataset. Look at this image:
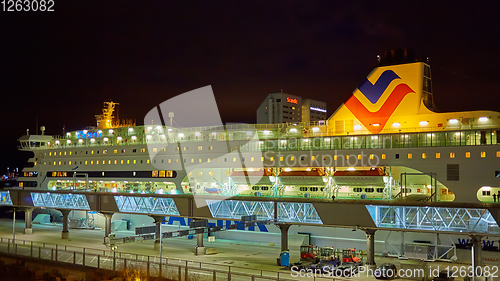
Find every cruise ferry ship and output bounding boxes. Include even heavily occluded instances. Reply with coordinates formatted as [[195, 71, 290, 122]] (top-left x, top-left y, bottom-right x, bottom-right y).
[[14, 54, 500, 258], [17, 58, 500, 205]]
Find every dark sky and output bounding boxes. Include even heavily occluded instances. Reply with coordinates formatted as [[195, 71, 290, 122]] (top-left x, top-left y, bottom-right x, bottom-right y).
[[1, 1, 500, 175]]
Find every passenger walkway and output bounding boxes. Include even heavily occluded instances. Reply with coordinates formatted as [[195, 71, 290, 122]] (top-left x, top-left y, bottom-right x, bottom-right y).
[[0, 219, 487, 281]]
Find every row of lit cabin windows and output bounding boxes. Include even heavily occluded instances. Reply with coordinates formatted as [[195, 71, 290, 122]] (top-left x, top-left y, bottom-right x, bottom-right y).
[[404, 151, 498, 159], [47, 146, 215, 156], [40, 151, 500, 166]]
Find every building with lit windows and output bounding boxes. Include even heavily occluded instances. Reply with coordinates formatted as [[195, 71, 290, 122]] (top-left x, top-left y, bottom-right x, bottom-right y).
[[256, 93, 327, 124]]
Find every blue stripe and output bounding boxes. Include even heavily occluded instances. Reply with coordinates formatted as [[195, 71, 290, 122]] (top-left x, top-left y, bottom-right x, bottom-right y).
[[358, 70, 400, 104]]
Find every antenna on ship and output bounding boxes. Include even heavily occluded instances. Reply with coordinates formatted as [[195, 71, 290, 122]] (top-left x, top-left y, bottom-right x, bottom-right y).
[[40, 126, 45, 135]]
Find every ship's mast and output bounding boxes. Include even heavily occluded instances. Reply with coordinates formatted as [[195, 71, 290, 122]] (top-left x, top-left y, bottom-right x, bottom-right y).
[[95, 101, 119, 129]]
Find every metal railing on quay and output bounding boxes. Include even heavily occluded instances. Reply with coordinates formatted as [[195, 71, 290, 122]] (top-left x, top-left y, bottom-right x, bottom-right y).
[[0, 237, 309, 281]]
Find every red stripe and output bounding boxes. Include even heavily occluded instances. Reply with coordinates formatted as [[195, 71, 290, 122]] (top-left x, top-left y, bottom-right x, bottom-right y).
[[345, 84, 415, 134]]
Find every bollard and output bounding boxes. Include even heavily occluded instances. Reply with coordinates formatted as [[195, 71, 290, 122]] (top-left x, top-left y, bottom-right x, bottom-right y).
[[83, 248, 86, 266], [113, 251, 116, 272], [38, 246, 41, 258], [51, 249, 54, 261], [30, 241, 33, 257], [98, 255, 100, 269], [124, 258, 127, 271], [147, 261, 150, 278], [73, 252, 76, 264], [178, 265, 181, 281], [228, 266, 231, 281], [55, 246, 58, 261], [252, 275, 255, 281], [213, 270, 216, 281], [185, 260, 189, 281]]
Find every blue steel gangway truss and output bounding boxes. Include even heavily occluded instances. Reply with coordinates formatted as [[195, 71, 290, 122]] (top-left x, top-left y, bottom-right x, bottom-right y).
[[2, 189, 500, 236]]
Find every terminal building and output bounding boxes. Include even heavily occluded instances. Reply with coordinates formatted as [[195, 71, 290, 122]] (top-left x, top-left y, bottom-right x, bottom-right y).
[[256, 93, 327, 124]]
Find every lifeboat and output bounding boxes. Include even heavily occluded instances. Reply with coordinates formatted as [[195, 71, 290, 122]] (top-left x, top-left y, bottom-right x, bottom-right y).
[[230, 169, 275, 185], [333, 167, 387, 186], [279, 168, 326, 185]]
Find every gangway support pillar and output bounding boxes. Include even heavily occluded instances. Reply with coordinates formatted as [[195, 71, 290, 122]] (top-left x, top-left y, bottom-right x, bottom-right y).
[[24, 208, 34, 234], [59, 209, 71, 239], [277, 223, 291, 252], [364, 229, 376, 267], [101, 212, 114, 238], [151, 215, 164, 251], [470, 235, 483, 269]]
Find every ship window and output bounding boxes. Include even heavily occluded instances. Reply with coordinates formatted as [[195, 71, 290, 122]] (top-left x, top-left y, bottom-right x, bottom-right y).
[[261, 186, 269, 191], [114, 160, 117, 164], [395, 154, 399, 159], [133, 160, 136, 164], [334, 155, 338, 160], [69, 151, 72, 155], [365, 188, 374, 193], [114, 150, 117, 154], [369, 154, 374, 160], [190, 158, 194, 163], [161, 148, 166, 152], [96, 160, 99, 164], [233, 157, 237, 162], [483, 190, 491, 196], [133, 149, 136, 153], [141, 148, 146, 153], [280, 157, 284, 162], [496, 171, 500, 177], [198, 146, 203, 151], [152, 171, 158, 177], [312, 156, 315, 161], [252, 186, 259, 190], [90, 161, 93, 165], [466, 152, 470, 158], [497, 151, 500, 157], [86, 151, 88, 154], [108, 160, 111, 164], [450, 152, 455, 158], [64, 151, 66, 155], [270, 157, 274, 162], [481, 151, 486, 158], [121, 160, 124, 164], [184, 147, 188, 151], [422, 153, 427, 159], [49, 152, 52, 156], [59, 152, 62, 156], [85, 161, 88, 165], [103, 150, 107, 154], [358, 155, 362, 160], [408, 153, 412, 159], [209, 171, 213, 176], [80, 151, 83, 154], [382, 154, 386, 160], [127, 160, 130, 164], [261, 157, 265, 162], [310, 187, 318, 192], [354, 188, 363, 192], [299, 187, 308, 191], [376, 188, 384, 193], [251, 157, 254, 162], [290, 156, 294, 161], [175, 147, 179, 151], [122, 149, 125, 153], [184, 159, 186, 163], [91, 150, 94, 154], [436, 153, 441, 159], [199, 158, 202, 163], [153, 148, 157, 152], [69, 161, 71, 165], [209, 146, 213, 150], [154, 160, 156, 163]]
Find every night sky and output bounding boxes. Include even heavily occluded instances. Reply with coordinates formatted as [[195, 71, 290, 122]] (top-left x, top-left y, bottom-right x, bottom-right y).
[[1, 1, 500, 175]]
